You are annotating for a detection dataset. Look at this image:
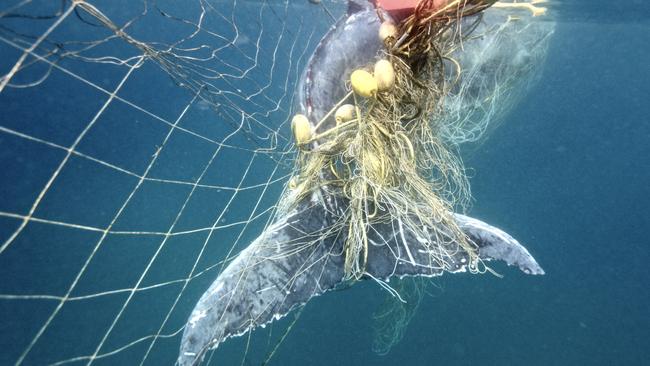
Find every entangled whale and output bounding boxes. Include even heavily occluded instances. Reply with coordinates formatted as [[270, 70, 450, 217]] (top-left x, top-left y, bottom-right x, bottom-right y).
[[179, 1, 553, 365]]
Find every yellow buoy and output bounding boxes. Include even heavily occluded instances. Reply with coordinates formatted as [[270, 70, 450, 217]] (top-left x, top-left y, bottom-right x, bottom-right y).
[[378, 20, 398, 45], [291, 114, 312, 147], [350, 69, 377, 98], [374, 59, 395, 92], [335, 104, 356, 124], [288, 176, 299, 189]]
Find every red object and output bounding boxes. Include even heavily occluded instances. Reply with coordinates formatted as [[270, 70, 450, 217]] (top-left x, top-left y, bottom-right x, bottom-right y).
[[373, 0, 419, 20]]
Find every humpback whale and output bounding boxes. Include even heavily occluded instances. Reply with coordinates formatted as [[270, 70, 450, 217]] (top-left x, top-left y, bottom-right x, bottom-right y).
[[179, 1, 553, 364]]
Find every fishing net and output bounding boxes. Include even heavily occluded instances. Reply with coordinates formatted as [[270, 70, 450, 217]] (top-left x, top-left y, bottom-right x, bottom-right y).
[[0, 0, 553, 365], [0, 1, 344, 364], [284, 0, 553, 355]]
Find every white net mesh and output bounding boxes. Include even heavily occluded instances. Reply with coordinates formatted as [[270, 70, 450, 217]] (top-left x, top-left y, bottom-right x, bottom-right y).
[[0, 1, 346, 364], [0, 1, 557, 365]]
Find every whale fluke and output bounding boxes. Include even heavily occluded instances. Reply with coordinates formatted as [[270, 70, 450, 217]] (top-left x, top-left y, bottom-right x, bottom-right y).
[[455, 213, 545, 275], [178, 198, 543, 365]]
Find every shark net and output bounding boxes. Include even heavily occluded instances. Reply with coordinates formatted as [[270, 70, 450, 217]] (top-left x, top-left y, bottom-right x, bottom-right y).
[[0, 0, 344, 364], [0, 0, 553, 365]]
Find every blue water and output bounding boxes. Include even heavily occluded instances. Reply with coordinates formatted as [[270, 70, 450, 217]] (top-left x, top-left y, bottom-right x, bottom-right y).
[[1, 1, 649, 365]]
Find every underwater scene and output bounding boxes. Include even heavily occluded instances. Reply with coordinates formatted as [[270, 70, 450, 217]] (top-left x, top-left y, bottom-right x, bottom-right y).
[[0, 1, 648, 365]]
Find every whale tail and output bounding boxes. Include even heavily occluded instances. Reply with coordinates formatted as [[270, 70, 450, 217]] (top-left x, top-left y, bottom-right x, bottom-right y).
[[178, 200, 542, 365]]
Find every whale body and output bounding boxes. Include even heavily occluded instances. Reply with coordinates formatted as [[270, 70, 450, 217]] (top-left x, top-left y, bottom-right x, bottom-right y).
[[178, 1, 553, 365]]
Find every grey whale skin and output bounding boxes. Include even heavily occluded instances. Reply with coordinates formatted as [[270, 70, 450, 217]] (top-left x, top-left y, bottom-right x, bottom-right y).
[[179, 1, 551, 365]]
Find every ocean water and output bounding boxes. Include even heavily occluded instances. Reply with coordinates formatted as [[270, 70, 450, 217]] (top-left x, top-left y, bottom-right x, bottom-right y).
[[0, 1, 648, 366]]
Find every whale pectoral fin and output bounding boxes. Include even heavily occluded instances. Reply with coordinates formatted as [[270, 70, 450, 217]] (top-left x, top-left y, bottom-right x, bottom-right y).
[[454, 214, 545, 275]]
